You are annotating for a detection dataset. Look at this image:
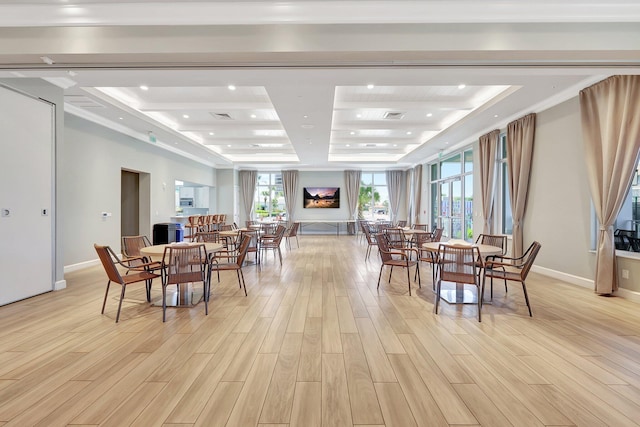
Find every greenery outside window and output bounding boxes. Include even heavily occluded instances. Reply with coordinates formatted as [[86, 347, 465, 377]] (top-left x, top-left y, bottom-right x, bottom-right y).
[[358, 172, 389, 220], [254, 173, 285, 219]]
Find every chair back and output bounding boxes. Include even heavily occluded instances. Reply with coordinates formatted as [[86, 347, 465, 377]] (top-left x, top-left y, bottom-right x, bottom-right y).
[[396, 220, 407, 228], [261, 222, 277, 234], [195, 231, 219, 243], [375, 233, 394, 263], [519, 241, 542, 280], [121, 235, 151, 258], [162, 245, 207, 285], [220, 224, 234, 231], [235, 234, 252, 266], [363, 223, 377, 245], [431, 228, 444, 242], [476, 234, 507, 255], [628, 236, 640, 252], [218, 214, 227, 225], [94, 244, 124, 284], [246, 220, 258, 228], [414, 231, 433, 247], [438, 244, 480, 285], [285, 222, 299, 237], [412, 223, 428, 231], [384, 228, 406, 249], [240, 229, 259, 252]]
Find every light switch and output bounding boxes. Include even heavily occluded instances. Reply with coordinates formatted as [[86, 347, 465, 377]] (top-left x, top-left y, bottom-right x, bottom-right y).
[[1, 208, 10, 217]]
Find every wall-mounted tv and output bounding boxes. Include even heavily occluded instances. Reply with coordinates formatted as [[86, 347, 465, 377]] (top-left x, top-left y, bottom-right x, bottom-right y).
[[303, 187, 340, 209]]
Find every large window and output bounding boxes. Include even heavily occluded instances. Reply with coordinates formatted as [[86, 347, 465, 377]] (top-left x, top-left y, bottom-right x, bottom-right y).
[[430, 149, 473, 240], [358, 172, 389, 221], [254, 173, 285, 219], [612, 161, 640, 252]]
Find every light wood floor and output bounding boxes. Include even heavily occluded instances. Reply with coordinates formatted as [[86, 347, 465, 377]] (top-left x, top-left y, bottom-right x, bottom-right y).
[[1, 235, 640, 426]]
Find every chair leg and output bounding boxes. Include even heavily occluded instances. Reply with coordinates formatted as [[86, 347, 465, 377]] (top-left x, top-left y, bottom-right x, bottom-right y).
[[239, 269, 248, 296], [435, 279, 441, 314], [406, 265, 411, 296], [388, 266, 393, 283], [477, 283, 482, 322], [365, 245, 371, 260], [162, 284, 167, 322], [115, 285, 126, 323], [416, 264, 421, 288], [295, 235, 299, 248], [521, 280, 533, 316], [101, 280, 111, 314], [377, 265, 384, 290], [277, 247, 283, 265], [203, 280, 209, 316]]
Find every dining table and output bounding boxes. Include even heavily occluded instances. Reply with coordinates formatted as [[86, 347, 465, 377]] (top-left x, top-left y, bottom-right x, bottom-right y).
[[422, 240, 502, 304], [140, 241, 223, 308]]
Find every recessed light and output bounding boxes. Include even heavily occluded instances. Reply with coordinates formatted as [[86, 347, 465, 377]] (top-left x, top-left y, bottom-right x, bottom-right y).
[[406, 131, 412, 135], [209, 132, 214, 135], [346, 144, 350, 147], [445, 141, 450, 145], [228, 85, 236, 91], [183, 114, 189, 119], [174, 142, 178, 145], [393, 144, 398, 147], [458, 84, 466, 89], [250, 114, 257, 118], [140, 85, 149, 91], [367, 84, 374, 89], [118, 117, 123, 120], [494, 114, 499, 118], [350, 131, 355, 135], [356, 114, 362, 118], [303, 115, 308, 118], [227, 144, 231, 147], [426, 113, 433, 117]]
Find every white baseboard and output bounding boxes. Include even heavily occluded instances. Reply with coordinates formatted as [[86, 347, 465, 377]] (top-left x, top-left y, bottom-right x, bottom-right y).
[[54, 279, 67, 290], [64, 258, 100, 274], [531, 265, 594, 290], [614, 287, 640, 303]]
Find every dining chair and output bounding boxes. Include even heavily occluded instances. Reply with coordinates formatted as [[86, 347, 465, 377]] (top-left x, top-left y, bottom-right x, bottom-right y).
[[259, 224, 287, 265], [482, 241, 542, 317], [431, 227, 444, 242], [209, 234, 251, 296], [362, 222, 378, 261], [161, 244, 208, 322], [413, 231, 439, 288], [184, 215, 200, 240], [384, 227, 407, 250], [240, 229, 259, 263], [284, 221, 300, 249], [194, 231, 220, 243], [475, 233, 508, 286], [412, 223, 428, 231], [376, 233, 420, 296], [121, 235, 163, 277], [435, 243, 483, 321], [395, 220, 407, 228], [94, 244, 160, 322]]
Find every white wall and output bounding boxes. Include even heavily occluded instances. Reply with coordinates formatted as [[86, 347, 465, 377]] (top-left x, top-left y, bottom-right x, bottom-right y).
[[216, 168, 237, 226], [63, 113, 216, 266]]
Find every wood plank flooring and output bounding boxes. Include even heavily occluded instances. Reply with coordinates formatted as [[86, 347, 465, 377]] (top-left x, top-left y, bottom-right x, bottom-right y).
[[1, 235, 640, 426]]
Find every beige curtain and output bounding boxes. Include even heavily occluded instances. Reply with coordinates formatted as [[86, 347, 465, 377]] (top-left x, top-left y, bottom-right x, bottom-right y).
[[506, 114, 536, 259], [282, 170, 299, 222], [580, 75, 640, 294], [239, 170, 257, 224], [386, 170, 405, 224], [412, 164, 423, 226], [344, 170, 361, 234], [479, 130, 500, 234]]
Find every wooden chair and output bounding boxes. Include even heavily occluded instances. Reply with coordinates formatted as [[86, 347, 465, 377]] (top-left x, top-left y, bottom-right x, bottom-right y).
[[362, 222, 378, 261], [383, 227, 407, 250], [184, 215, 200, 240], [475, 233, 508, 286], [412, 223, 428, 231], [240, 229, 259, 264], [482, 241, 542, 317], [94, 244, 160, 323], [194, 231, 220, 243], [435, 244, 483, 321], [375, 233, 420, 296], [431, 227, 444, 242], [161, 244, 208, 322], [284, 221, 300, 249], [121, 235, 163, 275], [413, 231, 440, 288], [614, 229, 634, 250], [209, 234, 251, 296], [396, 220, 407, 228], [259, 224, 286, 265]]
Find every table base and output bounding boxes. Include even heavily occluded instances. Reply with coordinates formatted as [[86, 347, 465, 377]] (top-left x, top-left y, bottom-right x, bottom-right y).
[[439, 281, 481, 304], [152, 283, 204, 308]]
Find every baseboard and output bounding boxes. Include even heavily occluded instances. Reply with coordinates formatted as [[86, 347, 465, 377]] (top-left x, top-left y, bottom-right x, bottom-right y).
[[64, 258, 100, 274], [54, 279, 67, 290], [614, 287, 640, 303], [531, 265, 594, 290]]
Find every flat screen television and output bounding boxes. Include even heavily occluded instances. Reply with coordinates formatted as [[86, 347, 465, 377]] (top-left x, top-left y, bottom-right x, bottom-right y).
[[303, 187, 340, 208]]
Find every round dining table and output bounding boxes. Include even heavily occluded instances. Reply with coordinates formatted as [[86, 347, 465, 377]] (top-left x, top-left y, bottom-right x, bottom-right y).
[[422, 240, 502, 304], [140, 242, 223, 308]]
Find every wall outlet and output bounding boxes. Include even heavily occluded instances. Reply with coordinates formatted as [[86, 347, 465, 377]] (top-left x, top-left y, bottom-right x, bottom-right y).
[[622, 269, 629, 280]]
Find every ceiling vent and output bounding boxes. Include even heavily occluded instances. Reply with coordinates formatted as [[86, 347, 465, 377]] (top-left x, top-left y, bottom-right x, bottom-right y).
[[383, 111, 405, 120], [64, 95, 105, 108], [365, 143, 377, 147], [210, 112, 233, 120]]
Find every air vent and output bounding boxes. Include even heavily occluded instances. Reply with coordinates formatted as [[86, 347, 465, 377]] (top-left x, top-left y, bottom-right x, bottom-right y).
[[365, 143, 377, 147], [383, 111, 405, 120], [64, 95, 105, 108], [210, 112, 233, 120]]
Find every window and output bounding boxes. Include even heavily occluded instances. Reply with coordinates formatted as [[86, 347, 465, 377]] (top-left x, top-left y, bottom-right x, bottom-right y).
[[612, 161, 640, 251], [429, 149, 473, 241], [358, 172, 389, 221], [254, 173, 285, 219], [497, 133, 513, 234]]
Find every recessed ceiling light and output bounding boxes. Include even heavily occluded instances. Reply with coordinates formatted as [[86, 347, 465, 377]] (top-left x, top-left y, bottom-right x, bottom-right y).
[[183, 114, 189, 119], [227, 144, 231, 147], [303, 115, 308, 118], [209, 132, 214, 135], [228, 85, 236, 91], [393, 144, 398, 147], [346, 144, 350, 147], [367, 84, 374, 89], [350, 131, 355, 135], [356, 114, 362, 118], [426, 113, 433, 117], [118, 117, 123, 120], [174, 142, 178, 145], [250, 114, 257, 118], [445, 141, 450, 145], [458, 84, 466, 89], [406, 131, 412, 135], [494, 114, 499, 118], [140, 85, 149, 91]]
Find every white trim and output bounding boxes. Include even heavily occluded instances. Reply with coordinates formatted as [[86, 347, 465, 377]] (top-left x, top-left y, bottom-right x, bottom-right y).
[[64, 258, 101, 274], [531, 265, 594, 289], [613, 287, 640, 304], [54, 280, 67, 291]]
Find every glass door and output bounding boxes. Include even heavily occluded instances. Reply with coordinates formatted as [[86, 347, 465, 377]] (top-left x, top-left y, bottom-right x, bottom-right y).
[[437, 177, 462, 239]]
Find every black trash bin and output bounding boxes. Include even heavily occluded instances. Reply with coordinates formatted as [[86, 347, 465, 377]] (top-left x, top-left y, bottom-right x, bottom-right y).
[[153, 222, 177, 245]]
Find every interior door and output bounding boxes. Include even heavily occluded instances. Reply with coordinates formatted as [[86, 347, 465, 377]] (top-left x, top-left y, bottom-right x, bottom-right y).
[[0, 85, 54, 305]]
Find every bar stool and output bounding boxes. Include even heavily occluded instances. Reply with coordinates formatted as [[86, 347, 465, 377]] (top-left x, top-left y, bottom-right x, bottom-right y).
[[184, 215, 200, 240]]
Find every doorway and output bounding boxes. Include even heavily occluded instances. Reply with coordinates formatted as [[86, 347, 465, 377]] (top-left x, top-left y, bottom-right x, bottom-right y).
[[121, 169, 151, 239]]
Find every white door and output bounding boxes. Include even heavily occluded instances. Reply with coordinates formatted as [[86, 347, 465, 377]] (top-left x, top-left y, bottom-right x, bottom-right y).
[[0, 85, 54, 305]]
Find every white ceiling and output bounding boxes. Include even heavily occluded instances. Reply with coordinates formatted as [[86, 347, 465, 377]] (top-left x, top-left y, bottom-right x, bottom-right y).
[[0, 0, 639, 170]]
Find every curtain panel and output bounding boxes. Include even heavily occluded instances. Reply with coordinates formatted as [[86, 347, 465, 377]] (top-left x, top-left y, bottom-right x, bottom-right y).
[[282, 170, 299, 222], [479, 130, 500, 235], [506, 113, 536, 259], [344, 170, 361, 234], [386, 170, 405, 224], [580, 75, 640, 294], [412, 164, 423, 226], [239, 170, 257, 224]]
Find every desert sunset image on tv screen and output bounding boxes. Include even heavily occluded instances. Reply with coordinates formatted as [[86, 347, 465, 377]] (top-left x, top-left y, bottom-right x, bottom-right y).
[[303, 187, 340, 208]]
